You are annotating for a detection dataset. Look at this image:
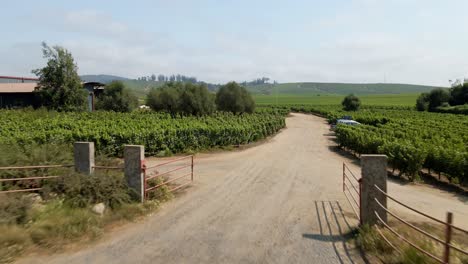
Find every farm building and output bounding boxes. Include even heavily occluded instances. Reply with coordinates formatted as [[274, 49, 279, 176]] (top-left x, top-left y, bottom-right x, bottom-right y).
[[0, 76, 105, 111], [0, 76, 39, 108]]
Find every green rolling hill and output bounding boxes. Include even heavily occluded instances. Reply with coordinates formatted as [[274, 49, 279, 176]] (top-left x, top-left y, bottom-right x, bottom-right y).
[[80, 75, 445, 100], [246, 82, 445, 95]]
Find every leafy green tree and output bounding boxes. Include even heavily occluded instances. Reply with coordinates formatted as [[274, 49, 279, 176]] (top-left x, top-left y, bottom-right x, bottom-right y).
[[449, 82, 468, 106], [416, 92, 430, 111], [147, 82, 181, 115], [341, 94, 361, 111], [179, 83, 215, 115], [428, 88, 450, 111], [146, 82, 214, 115], [215, 82, 255, 113], [95, 81, 138, 112], [32, 42, 87, 111]]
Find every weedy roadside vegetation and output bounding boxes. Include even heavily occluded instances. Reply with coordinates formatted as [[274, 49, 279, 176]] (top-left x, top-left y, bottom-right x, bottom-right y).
[[0, 144, 171, 263], [355, 223, 468, 264]]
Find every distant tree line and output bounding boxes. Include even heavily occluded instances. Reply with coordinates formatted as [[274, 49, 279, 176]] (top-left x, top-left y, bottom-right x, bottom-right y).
[[240, 77, 276, 86], [416, 80, 468, 112], [137, 74, 197, 84]]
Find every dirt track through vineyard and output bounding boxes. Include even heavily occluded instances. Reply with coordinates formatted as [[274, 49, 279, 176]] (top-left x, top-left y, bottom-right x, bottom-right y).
[[18, 113, 468, 264]]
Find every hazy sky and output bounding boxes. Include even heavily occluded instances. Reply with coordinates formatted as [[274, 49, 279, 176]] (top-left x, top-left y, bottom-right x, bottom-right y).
[[1, 0, 467, 86]]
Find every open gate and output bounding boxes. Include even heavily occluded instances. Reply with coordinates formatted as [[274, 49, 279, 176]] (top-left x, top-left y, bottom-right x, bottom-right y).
[[143, 155, 194, 200]]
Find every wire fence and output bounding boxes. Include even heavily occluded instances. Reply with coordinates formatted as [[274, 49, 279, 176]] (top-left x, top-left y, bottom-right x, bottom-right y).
[[373, 184, 468, 263], [0, 164, 73, 194], [0, 163, 124, 194]]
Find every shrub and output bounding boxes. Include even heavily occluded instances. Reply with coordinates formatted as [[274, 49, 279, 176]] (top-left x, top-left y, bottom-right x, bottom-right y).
[[416, 92, 429, 111], [50, 172, 132, 209], [215, 82, 255, 113], [428, 88, 450, 111], [146, 82, 215, 116], [95, 81, 138, 112], [341, 94, 361, 111]]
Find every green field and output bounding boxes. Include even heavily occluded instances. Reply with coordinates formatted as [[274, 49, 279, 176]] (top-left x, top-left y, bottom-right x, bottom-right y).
[[247, 82, 442, 95], [254, 94, 419, 106]]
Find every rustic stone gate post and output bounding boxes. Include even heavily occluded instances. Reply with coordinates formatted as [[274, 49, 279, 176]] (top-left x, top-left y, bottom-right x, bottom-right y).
[[124, 145, 145, 202], [74, 142, 95, 175], [360, 154, 388, 226]]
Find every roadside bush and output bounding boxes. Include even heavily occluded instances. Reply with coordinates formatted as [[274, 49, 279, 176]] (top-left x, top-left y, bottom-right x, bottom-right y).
[[145, 177, 173, 201], [51, 172, 132, 209], [95, 81, 138, 112], [215, 82, 255, 113], [341, 94, 361, 111], [146, 82, 215, 116]]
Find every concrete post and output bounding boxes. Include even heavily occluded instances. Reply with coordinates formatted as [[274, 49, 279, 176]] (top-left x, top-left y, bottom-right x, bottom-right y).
[[360, 154, 387, 226], [124, 145, 145, 202], [74, 142, 95, 175]]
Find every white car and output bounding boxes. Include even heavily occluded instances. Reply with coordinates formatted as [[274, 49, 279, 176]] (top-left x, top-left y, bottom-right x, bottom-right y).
[[336, 119, 361, 126], [331, 119, 361, 130]]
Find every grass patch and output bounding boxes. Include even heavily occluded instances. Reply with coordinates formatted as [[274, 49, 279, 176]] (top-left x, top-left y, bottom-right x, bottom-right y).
[[0, 225, 31, 264]]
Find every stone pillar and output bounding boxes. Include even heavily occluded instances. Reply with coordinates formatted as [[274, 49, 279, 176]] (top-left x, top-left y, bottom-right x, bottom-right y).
[[360, 154, 387, 226], [74, 142, 95, 175], [124, 145, 145, 202]]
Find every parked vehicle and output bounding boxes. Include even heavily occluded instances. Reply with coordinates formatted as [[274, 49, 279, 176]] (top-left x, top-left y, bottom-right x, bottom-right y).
[[330, 119, 361, 130]]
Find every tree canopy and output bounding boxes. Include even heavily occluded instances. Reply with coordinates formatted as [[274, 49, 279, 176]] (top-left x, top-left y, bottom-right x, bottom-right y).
[[32, 42, 87, 111], [341, 94, 361, 111], [146, 82, 215, 116], [449, 82, 468, 106], [427, 88, 450, 111], [95, 81, 138, 112], [416, 92, 430, 111], [215, 82, 255, 114]]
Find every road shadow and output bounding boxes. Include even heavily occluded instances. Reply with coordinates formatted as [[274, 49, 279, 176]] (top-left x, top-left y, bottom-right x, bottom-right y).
[[302, 201, 370, 264], [327, 145, 361, 167]]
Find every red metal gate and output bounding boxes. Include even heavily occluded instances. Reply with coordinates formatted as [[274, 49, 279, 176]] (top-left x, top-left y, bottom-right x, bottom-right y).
[[342, 162, 362, 224], [143, 155, 194, 200]]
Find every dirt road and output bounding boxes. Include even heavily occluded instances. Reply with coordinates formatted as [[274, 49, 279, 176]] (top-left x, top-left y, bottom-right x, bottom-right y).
[[18, 113, 468, 264]]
